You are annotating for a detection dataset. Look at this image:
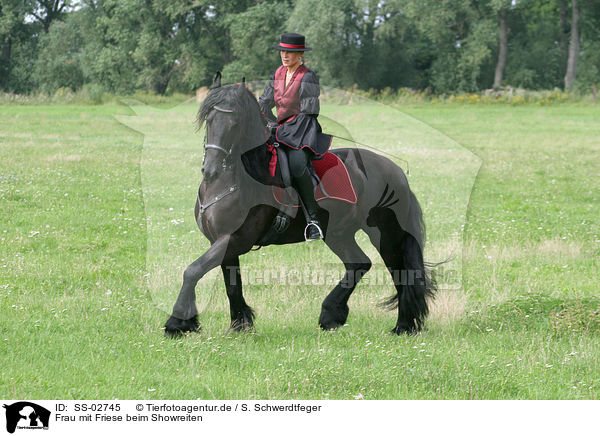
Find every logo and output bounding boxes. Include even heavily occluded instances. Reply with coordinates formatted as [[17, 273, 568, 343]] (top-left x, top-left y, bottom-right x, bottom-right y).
[[2, 402, 50, 434]]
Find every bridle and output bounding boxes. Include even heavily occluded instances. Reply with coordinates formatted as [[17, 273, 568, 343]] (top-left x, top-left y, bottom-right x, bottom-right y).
[[198, 104, 240, 215], [203, 105, 236, 171]]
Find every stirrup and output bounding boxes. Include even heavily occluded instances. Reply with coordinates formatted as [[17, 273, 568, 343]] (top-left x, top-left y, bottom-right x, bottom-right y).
[[304, 220, 323, 241]]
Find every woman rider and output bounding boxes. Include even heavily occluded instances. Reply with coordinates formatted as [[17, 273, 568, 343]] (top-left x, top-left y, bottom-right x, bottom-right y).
[[258, 33, 332, 241]]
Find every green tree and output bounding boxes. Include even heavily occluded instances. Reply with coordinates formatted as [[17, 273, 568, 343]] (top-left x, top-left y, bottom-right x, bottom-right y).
[[29, 0, 72, 32], [287, 0, 417, 90], [501, 0, 563, 89], [405, 0, 496, 93], [222, 1, 290, 83], [32, 12, 85, 92], [132, 0, 183, 94], [129, 0, 264, 92], [352, 0, 417, 90], [574, 0, 600, 93], [287, 0, 360, 88], [3, 0, 600, 95], [80, 0, 141, 93], [0, 0, 33, 91], [490, 0, 515, 88], [156, 0, 251, 91], [564, 0, 580, 89]]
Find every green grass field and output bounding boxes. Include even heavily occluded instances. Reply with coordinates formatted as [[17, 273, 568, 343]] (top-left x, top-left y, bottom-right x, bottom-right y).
[[1, 98, 598, 399]]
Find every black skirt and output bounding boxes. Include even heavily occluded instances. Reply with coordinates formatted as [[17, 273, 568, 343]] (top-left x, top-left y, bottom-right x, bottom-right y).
[[275, 114, 332, 158]]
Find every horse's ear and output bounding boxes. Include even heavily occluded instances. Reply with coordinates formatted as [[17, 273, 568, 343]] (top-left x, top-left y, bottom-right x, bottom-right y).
[[211, 71, 222, 89]]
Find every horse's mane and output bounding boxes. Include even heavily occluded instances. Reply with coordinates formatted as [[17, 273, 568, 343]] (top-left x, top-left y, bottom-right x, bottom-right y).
[[196, 84, 264, 129]]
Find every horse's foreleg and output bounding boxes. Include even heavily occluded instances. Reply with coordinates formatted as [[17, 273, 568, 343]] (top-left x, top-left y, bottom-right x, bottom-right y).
[[221, 257, 254, 332], [320, 234, 372, 330], [164, 236, 230, 336]]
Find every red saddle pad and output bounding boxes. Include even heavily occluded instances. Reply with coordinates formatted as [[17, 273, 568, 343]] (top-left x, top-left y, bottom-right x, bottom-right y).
[[273, 151, 357, 206]]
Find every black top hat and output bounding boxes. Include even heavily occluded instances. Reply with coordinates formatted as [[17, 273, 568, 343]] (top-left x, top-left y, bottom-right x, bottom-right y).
[[271, 33, 312, 51]]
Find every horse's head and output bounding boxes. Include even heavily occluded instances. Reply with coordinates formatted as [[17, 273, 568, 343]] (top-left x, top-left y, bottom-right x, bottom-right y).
[[197, 72, 268, 183]]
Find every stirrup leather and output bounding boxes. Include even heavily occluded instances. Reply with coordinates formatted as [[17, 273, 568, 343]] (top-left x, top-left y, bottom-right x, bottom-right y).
[[304, 220, 324, 241]]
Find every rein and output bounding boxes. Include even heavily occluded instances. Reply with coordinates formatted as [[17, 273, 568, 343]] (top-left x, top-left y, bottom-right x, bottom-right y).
[[330, 134, 410, 175]]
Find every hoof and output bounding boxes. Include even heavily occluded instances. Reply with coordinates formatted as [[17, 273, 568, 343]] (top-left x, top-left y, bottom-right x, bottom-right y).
[[226, 319, 254, 334], [390, 321, 418, 335], [319, 303, 349, 330], [319, 319, 344, 331], [164, 315, 200, 337], [226, 307, 255, 334]]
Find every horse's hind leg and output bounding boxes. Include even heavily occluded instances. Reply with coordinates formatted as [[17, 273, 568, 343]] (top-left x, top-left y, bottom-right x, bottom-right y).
[[319, 234, 371, 330], [363, 226, 432, 334], [164, 236, 230, 336], [221, 256, 254, 332]]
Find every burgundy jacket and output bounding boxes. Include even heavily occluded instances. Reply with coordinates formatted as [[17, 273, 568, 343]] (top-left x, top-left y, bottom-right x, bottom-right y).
[[259, 64, 321, 123], [259, 65, 330, 155]]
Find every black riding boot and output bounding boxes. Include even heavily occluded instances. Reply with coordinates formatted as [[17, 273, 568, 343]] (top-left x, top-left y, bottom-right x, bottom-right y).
[[293, 169, 323, 241]]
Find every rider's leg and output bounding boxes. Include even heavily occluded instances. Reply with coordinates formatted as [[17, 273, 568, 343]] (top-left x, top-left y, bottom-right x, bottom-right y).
[[286, 147, 323, 240]]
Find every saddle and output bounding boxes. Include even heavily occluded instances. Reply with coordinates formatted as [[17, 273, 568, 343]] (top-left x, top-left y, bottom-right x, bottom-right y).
[[240, 139, 357, 204], [272, 148, 357, 206], [242, 140, 356, 246]]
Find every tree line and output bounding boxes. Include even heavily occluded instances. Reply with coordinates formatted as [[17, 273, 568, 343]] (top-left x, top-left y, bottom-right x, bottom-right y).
[[1, 0, 599, 96]]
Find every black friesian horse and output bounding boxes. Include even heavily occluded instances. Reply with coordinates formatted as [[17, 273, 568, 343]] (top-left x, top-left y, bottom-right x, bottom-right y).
[[164, 73, 435, 336]]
